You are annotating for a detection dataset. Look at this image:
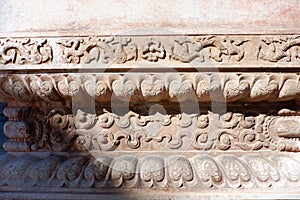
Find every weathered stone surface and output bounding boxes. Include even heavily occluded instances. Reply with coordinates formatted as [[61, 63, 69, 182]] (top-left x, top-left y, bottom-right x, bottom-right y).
[[1, 0, 300, 35]]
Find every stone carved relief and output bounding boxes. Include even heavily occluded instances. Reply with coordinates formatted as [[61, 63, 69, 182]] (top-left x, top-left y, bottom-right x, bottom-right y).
[[4, 106, 300, 152], [57, 35, 247, 64], [0, 38, 52, 64], [257, 36, 300, 62], [1, 34, 300, 195], [2, 107, 32, 152], [0, 153, 299, 188], [0, 35, 300, 67], [1, 73, 300, 103], [56, 35, 300, 65], [73, 110, 300, 152]]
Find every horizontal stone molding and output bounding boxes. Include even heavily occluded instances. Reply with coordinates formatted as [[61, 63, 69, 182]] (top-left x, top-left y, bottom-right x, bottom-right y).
[[3, 106, 300, 153], [1, 72, 300, 103], [0, 35, 300, 69], [0, 153, 300, 188]]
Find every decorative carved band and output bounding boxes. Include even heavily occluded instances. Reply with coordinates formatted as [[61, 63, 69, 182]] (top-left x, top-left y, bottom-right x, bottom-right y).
[[1, 153, 299, 188], [1, 73, 300, 103], [3, 107, 300, 152], [0, 35, 300, 68]]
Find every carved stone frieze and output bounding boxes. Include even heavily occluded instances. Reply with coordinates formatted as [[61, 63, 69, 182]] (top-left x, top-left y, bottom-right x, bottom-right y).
[[71, 110, 300, 152], [41, 35, 300, 65], [0, 153, 299, 188], [3, 106, 300, 152], [0, 35, 300, 69], [1, 73, 300, 103]]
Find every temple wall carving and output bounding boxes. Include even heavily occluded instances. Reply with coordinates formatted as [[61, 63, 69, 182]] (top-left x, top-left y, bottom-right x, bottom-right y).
[[1, 0, 300, 199]]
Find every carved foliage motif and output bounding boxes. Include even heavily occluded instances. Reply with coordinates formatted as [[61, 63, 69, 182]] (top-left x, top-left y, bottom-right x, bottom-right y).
[[266, 116, 300, 152], [0, 154, 299, 188], [1, 73, 300, 103], [55, 35, 300, 64]]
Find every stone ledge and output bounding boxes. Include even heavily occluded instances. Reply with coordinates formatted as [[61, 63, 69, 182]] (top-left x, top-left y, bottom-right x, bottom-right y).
[[1, 188, 300, 200]]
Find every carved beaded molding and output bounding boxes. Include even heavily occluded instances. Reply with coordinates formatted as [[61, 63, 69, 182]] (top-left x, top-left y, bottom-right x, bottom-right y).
[[0, 35, 300, 69]]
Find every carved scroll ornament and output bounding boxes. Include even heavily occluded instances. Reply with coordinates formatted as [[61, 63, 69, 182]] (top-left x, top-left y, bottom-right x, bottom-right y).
[[3, 106, 300, 153]]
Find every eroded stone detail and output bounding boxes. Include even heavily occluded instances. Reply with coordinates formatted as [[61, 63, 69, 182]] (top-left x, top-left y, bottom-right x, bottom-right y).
[[57, 37, 137, 64], [56, 36, 248, 64]]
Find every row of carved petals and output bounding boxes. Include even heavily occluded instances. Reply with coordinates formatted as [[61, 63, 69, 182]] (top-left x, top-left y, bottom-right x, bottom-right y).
[[1, 73, 300, 102], [0, 154, 299, 188]]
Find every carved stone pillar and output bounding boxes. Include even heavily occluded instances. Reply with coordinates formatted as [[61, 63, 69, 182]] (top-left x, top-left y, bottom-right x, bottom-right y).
[[1, 0, 300, 199]]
